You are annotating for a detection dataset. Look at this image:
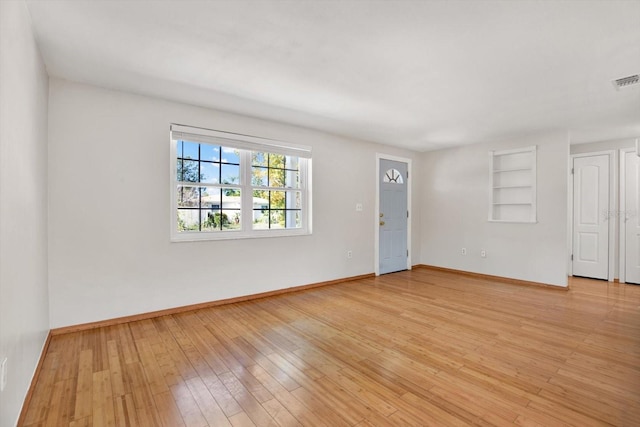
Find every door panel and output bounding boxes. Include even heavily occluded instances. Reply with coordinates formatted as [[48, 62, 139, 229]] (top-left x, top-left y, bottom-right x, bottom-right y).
[[379, 159, 408, 274], [577, 232, 598, 262], [573, 155, 609, 280], [624, 151, 640, 284]]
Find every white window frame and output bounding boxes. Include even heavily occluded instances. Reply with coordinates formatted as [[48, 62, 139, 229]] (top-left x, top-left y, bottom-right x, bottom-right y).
[[170, 124, 312, 242]]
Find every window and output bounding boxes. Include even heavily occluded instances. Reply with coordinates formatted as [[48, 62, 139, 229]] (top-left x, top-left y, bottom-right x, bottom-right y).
[[383, 168, 404, 184], [171, 124, 311, 241]]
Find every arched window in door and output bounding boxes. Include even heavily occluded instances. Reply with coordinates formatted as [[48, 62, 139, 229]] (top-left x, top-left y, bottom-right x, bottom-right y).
[[383, 168, 404, 184]]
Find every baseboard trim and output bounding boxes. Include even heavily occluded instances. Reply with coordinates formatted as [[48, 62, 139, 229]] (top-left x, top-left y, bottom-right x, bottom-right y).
[[51, 273, 375, 335], [414, 264, 569, 291], [17, 331, 52, 426]]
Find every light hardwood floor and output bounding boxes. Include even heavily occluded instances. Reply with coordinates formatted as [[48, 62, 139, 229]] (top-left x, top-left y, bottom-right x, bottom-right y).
[[21, 268, 640, 426]]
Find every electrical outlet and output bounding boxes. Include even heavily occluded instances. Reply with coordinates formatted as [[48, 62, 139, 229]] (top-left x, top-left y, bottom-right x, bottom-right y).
[[481, 250, 487, 258], [461, 248, 467, 255], [355, 203, 363, 212], [347, 250, 353, 259], [1, 357, 7, 392]]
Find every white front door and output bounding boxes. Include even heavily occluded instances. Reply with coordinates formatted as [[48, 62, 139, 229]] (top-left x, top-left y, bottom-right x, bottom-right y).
[[379, 159, 408, 274], [572, 155, 609, 280], [623, 150, 640, 284]]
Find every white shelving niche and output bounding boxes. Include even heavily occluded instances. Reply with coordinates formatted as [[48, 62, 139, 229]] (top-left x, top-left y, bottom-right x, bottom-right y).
[[489, 145, 537, 223]]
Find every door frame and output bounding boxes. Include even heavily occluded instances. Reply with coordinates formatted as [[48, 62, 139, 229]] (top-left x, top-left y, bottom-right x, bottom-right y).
[[619, 147, 636, 283], [568, 150, 616, 281], [375, 153, 412, 276]]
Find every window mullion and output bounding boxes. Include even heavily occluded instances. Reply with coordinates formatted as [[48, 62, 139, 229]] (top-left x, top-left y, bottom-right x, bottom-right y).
[[198, 145, 202, 232], [251, 185, 293, 192], [241, 150, 252, 233], [176, 181, 241, 189], [301, 158, 308, 230]]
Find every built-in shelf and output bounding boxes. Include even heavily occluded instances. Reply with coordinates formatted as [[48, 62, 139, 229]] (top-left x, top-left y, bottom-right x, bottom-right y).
[[489, 146, 537, 223]]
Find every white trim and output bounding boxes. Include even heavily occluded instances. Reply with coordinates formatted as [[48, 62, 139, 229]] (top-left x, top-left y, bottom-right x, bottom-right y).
[[569, 150, 616, 282], [170, 133, 178, 238], [567, 150, 573, 276], [491, 145, 537, 157], [619, 147, 635, 283], [375, 153, 412, 276]]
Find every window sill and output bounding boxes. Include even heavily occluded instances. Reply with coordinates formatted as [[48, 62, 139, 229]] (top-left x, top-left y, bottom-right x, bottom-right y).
[[170, 228, 312, 242]]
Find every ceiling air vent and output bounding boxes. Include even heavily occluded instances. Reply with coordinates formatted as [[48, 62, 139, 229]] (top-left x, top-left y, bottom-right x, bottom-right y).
[[612, 74, 639, 90]]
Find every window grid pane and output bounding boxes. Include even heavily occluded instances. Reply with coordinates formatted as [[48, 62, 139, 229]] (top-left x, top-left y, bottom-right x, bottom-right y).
[[176, 186, 242, 232], [176, 140, 241, 186], [251, 151, 301, 229], [252, 189, 302, 230]]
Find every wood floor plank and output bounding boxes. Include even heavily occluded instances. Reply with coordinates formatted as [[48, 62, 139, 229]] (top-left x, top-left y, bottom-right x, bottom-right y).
[[21, 271, 640, 426], [200, 372, 244, 418], [288, 382, 356, 427], [154, 316, 199, 380], [169, 381, 208, 427], [73, 349, 94, 420], [184, 376, 233, 427], [152, 390, 186, 427], [113, 393, 140, 427], [122, 361, 154, 410], [91, 370, 115, 426], [261, 398, 301, 427], [106, 340, 125, 397], [42, 378, 75, 427], [218, 371, 278, 427], [247, 364, 328, 427], [228, 411, 257, 427], [69, 416, 92, 427]]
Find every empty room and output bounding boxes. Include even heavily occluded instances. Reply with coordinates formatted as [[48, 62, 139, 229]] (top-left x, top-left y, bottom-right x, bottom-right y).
[[1, 0, 640, 426]]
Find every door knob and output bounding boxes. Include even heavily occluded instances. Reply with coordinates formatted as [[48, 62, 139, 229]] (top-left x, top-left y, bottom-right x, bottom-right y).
[[379, 221, 385, 226]]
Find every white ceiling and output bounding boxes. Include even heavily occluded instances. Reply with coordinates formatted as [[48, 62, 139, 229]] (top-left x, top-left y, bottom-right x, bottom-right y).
[[25, 0, 640, 151]]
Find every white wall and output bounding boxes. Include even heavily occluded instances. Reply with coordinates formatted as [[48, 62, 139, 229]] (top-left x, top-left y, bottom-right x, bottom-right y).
[[48, 79, 420, 328], [0, 1, 50, 425], [420, 132, 569, 287]]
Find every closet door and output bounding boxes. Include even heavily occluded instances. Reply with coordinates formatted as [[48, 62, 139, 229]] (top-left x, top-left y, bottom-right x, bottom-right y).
[[572, 155, 609, 280]]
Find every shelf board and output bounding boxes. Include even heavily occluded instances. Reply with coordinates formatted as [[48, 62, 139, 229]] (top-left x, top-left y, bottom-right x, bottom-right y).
[[492, 202, 532, 206], [488, 219, 538, 224], [492, 167, 532, 173]]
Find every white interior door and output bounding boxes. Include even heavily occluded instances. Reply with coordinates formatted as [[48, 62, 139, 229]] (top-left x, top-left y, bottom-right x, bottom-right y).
[[572, 155, 609, 280], [379, 159, 408, 274], [623, 150, 640, 284]]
